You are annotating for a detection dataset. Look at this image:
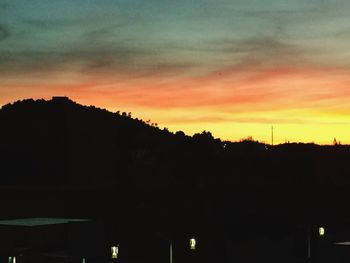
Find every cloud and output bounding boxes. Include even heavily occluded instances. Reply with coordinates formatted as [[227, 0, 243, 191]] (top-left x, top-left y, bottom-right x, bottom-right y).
[[218, 36, 302, 59], [0, 13, 199, 77], [23, 18, 85, 29], [0, 1, 320, 81], [0, 25, 9, 41], [164, 116, 311, 125], [0, 2, 7, 10], [205, 13, 310, 66], [0, 47, 194, 79], [82, 24, 127, 43], [0, 0, 347, 83]]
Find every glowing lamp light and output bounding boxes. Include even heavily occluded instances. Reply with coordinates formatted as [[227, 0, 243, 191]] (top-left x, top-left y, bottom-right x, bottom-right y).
[[190, 237, 196, 250], [111, 245, 119, 259], [319, 227, 325, 236]]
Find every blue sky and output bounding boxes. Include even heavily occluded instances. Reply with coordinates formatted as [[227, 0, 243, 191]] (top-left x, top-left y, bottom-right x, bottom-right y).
[[3, 0, 350, 75]]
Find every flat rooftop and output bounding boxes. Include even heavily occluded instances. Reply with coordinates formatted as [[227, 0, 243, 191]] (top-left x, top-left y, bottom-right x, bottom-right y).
[[0, 218, 90, 227]]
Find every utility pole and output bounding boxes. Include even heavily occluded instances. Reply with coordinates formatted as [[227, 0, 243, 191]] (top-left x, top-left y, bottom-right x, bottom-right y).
[[271, 126, 274, 146], [308, 234, 311, 259], [170, 242, 173, 263]]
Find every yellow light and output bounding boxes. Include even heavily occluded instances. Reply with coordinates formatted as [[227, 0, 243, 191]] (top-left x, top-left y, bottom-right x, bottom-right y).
[[111, 245, 119, 259], [190, 238, 196, 250], [319, 227, 325, 236]]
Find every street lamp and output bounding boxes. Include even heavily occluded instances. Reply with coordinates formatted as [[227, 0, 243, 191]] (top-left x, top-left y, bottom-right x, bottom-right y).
[[307, 226, 326, 259], [111, 245, 119, 259], [190, 237, 196, 250], [168, 236, 197, 263], [319, 227, 325, 236]]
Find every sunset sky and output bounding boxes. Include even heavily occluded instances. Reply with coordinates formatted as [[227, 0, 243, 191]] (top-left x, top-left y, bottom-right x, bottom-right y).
[[1, 0, 350, 144]]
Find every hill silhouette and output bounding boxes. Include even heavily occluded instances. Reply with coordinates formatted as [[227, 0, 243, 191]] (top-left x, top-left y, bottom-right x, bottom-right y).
[[1, 97, 350, 262]]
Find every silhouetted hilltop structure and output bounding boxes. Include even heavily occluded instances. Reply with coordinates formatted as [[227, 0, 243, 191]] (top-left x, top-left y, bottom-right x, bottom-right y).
[[1, 97, 350, 262]]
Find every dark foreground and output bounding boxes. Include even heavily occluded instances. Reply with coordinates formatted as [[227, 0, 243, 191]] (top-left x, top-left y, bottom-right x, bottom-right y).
[[1, 216, 350, 263]]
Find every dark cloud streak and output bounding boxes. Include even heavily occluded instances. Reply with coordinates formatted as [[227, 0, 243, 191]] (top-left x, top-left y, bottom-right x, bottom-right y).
[[23, 18, 85, 29], [0, 25, 10, 41], [0, 46, 194, 77], [83, 24, 128, 43], [0, 2, 7, 10]]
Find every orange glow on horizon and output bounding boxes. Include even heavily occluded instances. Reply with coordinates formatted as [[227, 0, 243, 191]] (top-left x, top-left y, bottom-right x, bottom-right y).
[[1, 66, 350, 145]]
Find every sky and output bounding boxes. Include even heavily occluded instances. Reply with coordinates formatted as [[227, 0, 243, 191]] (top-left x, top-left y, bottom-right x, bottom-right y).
[[1, 0, 350, 144]]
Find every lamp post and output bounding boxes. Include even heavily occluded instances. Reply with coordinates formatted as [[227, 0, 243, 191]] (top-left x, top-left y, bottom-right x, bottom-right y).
[[307, 226, 325, 259], [167, 236, 197, 263], [170, 242, 173, 263]]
